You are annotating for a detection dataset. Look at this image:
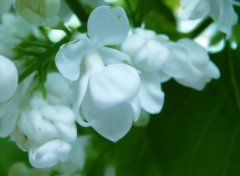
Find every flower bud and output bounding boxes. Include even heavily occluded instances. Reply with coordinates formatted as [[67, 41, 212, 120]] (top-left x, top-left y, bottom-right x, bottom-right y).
[[15, 0, 61, 24], [29, 139, 71, 168]]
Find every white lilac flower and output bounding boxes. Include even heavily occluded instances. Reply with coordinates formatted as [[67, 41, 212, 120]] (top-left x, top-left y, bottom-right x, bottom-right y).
[[0, 55, 18, 102], [164, 38, 220, 90], [44, 72, 73, 106], [178, 0, 239, 38], [178, 0, 209, 20], [0, 73, 34, 138], [15, 0, 61, 25], [58, 0, 72, 22], [0, 0, 11, 16], [56, 6, 141, 142], [0, 13, 33, 58], [13, 93, 77, 168], [122, 28, 169, 114]]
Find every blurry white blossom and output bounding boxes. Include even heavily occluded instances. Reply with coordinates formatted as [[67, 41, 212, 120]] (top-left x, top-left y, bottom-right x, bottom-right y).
[[58, 0, 72, 22], [178, 0, 209, 20], [0, 0, 12, 16], [0, 13, 34, 58], [56, 6, 140, 142], [15, 0, 61, 25], [178, 0, 239, 38]]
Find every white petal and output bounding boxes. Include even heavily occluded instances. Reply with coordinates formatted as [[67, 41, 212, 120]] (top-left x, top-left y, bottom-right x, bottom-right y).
[[88, 6, 129, 45], [40, 105, 75, 124], [0, 102, 18, 137], [177, 39, 209, 67], [89, 64, 140, 108], [29, 150, 58, 168], [73, 71, 92, 127], [179, 0, 209, 20], [162, 43, 192, 79], [139, 71, 165, 114], [55, 36, 92, 81], [158, 71, 171, 83], [129, 96, 141, 122], [209, 0, 237, 38], [97, 47, 131, 65], [175, 64, 215, 90], [204, 62, 220, 79], [82, 90, 134, 142], [45, 72, 70, 95], [0, 0, 11, 15], [0, 56, 18, 102], [174, 38, 220, 90], [137, 40, 169, 72], [44, 72, 73, 105], [121, 33, 146, 57], [29, 139, 71, 168], [176, 75, 205, 90], [55, 122, 77, 142], [19, 110, 44, 140]]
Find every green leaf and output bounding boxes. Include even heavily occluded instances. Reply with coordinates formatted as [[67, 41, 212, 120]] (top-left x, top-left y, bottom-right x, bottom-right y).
[[0, 138, 28, 175], [114, 128, 163, 176], [83, 128, 163, 176], [147, 48, 240, 176]]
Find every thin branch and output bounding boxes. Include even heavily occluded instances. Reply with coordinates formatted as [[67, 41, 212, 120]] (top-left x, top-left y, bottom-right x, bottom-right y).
[[191, 18, 212, 38]]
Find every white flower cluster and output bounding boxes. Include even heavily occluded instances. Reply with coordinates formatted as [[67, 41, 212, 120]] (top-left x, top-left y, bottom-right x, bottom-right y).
[[0, 0, 229, 171], [178, 0, 239, 38], [122, 29, 220, 114], [53, 5, 220, 145]]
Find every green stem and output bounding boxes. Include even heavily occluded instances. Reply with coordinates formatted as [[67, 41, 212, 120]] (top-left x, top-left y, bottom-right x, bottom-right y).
[[14, 47, 41, 57], [125, 0, 137, 26], [19, 36, 69, 83], [191, 18, 212, 38], [135, 0, 145, 27], [17, 39, 50, 48], [58, 21, 72, 37], [64, 0, 88, 23]]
